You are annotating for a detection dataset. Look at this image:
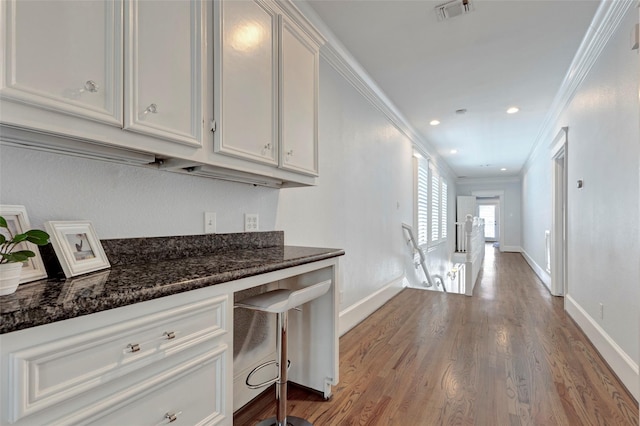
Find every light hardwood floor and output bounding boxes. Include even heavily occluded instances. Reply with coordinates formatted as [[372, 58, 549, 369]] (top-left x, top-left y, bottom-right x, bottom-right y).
[[234, 247, 639, 425]]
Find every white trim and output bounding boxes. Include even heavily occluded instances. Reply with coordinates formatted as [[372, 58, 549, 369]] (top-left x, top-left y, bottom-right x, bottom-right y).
[[550, 127, 568, 297], [472, 190, 505, 253], [457, 176, 521, 185], [565, 294, 639, 401], [501, 245, 521, 253], [338, 276, 405, 336], [521, 249, 552, 292], [521, 0, 635, 174]]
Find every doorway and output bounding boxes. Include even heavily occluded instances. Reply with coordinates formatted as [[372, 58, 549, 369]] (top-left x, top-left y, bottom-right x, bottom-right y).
[[551, 128, 568, 297], [477, 198, 500, 242]]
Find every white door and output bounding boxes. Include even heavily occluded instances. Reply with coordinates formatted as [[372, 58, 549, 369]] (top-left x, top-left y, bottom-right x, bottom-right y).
[[124, 0, 204, 147], [1, 0, 122, 126], [279, 14, 319, 176], [478, 204, 499, 242], [217, 0, 278, 166]]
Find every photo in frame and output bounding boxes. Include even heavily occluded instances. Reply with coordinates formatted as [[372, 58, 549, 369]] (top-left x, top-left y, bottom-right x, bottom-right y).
[[0, 205, 48, 283], [44, 221, 110, 278]]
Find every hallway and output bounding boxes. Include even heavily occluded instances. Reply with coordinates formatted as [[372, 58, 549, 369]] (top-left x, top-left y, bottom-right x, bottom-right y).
[[234, 247, 639, 425]]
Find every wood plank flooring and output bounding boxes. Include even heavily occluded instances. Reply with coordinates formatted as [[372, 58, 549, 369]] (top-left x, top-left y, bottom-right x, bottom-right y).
[[234, 247, 639, 425]]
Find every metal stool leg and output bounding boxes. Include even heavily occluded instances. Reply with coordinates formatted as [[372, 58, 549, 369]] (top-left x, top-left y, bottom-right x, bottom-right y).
[[256, 310, 312, 426]]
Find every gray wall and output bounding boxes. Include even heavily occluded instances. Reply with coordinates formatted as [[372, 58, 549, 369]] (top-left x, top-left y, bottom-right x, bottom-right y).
[[520, 5, 639, 397]]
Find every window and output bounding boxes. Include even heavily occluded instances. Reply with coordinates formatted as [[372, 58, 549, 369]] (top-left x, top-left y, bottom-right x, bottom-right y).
[[441, 180, 448, 239], [430, 172, 440, 242], [415, 155, 449, 247], [416, 156, 429, 246]]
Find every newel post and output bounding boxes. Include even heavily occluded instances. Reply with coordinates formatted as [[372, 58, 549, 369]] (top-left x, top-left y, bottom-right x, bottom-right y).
[[465, 214, 473, 262]]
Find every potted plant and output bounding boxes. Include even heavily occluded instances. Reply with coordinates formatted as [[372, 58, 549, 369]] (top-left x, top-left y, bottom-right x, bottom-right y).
[[0, 216, 49, 295]]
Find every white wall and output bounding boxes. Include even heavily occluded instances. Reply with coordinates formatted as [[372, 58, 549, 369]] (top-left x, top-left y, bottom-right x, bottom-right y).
[[520, 6, 639, 399], [276, 59, 444, 319], [0, 145, 280, 238], [456, 178, 522, 251]]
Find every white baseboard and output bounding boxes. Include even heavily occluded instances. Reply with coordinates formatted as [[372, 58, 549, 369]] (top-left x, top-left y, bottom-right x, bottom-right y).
[[501, 245, 522, 252], [520, 249, 552, 292], [338, 276, 405, 336], [565, 294, 639, 401]]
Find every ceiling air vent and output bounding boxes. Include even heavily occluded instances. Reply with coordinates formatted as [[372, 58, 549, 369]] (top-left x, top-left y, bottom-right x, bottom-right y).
[[435, 0, 473, 21]]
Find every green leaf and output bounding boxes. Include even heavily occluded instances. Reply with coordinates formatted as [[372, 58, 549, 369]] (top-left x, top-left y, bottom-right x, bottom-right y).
[[2, 251, 34, 263], [0, 216, 7, 229], [0, 234, 5, 245], [11, 233, 28, 244], [25, 230, 49, 245]]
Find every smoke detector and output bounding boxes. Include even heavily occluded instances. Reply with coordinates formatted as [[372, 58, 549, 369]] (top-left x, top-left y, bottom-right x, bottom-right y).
[[435, 0, 474, 21]]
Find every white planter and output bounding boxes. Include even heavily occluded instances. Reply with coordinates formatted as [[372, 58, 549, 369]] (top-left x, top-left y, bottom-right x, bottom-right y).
[[0, 263, 23, 295]]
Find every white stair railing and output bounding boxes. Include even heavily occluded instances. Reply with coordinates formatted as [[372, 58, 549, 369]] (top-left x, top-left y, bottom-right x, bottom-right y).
[[402, 223, 447, 293]]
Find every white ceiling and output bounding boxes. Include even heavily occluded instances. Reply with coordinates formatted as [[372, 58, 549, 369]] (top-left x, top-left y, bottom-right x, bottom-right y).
[[304, 0, 601, 178]]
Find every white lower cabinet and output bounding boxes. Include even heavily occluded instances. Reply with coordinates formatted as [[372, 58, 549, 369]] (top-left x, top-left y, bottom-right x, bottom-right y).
[[87, 347, 227, 426], [0, 289, 233, 426]]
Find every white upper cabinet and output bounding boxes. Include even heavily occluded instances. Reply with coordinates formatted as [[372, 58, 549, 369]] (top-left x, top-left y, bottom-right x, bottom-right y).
[[215, 0, 322, 178], [0, 0, 123, 126], [124, 0, 204, 147], [217, 0, 279, 166], [279, 15, 319, 176]]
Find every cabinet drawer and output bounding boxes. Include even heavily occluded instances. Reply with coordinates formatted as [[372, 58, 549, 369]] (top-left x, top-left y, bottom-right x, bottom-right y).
[[7, 295, 228, 422], [86, 346, 227, 426]]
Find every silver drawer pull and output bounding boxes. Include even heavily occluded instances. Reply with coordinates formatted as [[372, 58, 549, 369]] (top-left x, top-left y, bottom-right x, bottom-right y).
[[127, 343, 141, 353], [163, 331, 176, 340], [165, 412, 180, 423], [84, 80, 99, 93]]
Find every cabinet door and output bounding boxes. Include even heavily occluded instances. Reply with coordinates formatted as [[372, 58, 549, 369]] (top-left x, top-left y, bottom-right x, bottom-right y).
[[87, 348, 228, 426], [124, 0, 204, 148], [279, 15, 319, 176], [0, 0, 122, 126], [217, 0, 278, 166]]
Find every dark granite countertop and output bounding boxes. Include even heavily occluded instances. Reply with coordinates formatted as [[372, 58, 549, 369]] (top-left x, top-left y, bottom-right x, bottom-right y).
[[0, 232, 344, 335]]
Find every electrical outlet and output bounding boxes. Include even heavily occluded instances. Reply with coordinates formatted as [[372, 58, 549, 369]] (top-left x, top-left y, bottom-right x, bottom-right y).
[[244, 213, 259, 232], [204, 212, 216, 233]]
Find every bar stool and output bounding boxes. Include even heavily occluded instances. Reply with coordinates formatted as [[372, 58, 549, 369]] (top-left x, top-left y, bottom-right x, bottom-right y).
[[235, 280, 332, 426]]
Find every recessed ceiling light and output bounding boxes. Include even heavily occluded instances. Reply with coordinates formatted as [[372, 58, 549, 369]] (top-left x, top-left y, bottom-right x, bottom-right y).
[[450, 149, 458, 154], [430, 120, 440, 126], [506, 107, 519, 114], [501, 168, 507, 171]]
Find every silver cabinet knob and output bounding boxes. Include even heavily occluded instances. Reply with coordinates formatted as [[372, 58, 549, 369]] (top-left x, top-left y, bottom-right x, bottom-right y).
[[84, 80, 99, 93], [261, 143, 272, 156], [165, 412, 181, 423], [163, 331, 176, 340], [127, 343, 141, 353], [144, 103, 158, 114]]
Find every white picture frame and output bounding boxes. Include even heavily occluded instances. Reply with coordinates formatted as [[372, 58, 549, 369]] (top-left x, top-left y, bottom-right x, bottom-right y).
[[0, 205, 48, 283], [44, 221, 110, 278]]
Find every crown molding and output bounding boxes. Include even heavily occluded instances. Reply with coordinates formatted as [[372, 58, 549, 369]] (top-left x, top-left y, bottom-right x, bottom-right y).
[[292, 0, 457, 180], [456, 176, 521, 186], [520, 0, 636, 176]]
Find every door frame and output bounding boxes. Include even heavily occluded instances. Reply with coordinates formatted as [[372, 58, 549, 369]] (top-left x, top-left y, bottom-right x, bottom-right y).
[[477, 199, 500, 242], [550, 127, 568, 297], [471, 190, 505, 251]]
